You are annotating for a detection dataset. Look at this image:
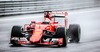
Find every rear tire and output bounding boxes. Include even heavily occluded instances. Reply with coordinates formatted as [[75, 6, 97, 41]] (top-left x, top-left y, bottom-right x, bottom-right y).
[[10, 25, 24, 45], [68, 24, 81, 43], [54, 27, 67, 47]]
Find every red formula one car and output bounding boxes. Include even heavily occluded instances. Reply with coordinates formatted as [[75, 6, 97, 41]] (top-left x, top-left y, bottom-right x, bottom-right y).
[[10, 11, 81, 47]]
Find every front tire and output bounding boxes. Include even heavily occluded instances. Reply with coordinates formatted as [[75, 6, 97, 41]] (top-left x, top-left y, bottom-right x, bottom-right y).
[[54, 27, 67, 47], [10, 25, 24, 45]]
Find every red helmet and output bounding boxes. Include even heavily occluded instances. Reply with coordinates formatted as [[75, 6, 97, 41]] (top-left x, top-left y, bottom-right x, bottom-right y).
[[44, 11, 52, 20]]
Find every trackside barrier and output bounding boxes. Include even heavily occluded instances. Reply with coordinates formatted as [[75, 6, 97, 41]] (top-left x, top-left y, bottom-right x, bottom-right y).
[[0, 0, 100, 16]]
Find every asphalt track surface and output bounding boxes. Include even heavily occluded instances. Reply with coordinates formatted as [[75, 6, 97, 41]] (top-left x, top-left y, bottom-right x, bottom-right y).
[[0, 7, 100, 52]]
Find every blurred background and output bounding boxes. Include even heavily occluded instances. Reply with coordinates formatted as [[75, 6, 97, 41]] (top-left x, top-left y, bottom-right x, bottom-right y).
[[0, 0, 100, 52], [0, 0, 100, 16]]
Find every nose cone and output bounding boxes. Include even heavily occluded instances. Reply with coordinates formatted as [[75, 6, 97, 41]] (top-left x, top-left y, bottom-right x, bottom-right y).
[[30, 29, 43, 43]]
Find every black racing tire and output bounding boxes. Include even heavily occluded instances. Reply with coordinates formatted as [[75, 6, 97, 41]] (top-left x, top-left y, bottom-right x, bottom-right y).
[[68, 24, 81, 43], [54, 27, 66, 38], [61, 33, 67, 47], [11, 25, 24, 37], [54, 27, 67, 47], [10, 25, 24, 45]]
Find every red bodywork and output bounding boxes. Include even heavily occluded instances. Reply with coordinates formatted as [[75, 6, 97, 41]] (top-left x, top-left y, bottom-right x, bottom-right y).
[[17, 11, 68, 46]]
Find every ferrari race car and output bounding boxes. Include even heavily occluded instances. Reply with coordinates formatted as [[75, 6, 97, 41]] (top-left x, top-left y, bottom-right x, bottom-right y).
[[10, 11, 81, 47]]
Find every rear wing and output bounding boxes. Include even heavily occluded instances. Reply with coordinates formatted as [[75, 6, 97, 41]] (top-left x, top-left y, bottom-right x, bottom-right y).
[[52, 11, 68, 18], [44, 11, 68, 28], [44, 11, 68, 22], [44, 11, 68, 18]]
